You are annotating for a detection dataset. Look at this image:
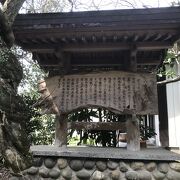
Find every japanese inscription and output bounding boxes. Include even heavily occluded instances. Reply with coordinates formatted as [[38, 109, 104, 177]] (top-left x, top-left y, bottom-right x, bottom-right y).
[[45, 71, 158, 114]]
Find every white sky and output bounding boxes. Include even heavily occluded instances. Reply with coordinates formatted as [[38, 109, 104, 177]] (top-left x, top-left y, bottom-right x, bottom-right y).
[[70, 0, 178, 11], [21, 0, 179, 13]]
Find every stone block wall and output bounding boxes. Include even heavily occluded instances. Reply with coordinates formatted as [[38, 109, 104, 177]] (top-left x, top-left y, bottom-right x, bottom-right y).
[[10, 156, 180, 180]]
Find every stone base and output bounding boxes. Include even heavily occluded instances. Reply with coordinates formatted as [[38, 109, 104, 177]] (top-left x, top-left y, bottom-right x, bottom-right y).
[[10, 146, 180, 179], [10, 157, 180, 179]]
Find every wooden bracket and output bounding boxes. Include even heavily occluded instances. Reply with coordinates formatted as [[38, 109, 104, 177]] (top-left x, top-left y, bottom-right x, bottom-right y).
[[55, 49, 72, 74], [129, 45, 137, 72]]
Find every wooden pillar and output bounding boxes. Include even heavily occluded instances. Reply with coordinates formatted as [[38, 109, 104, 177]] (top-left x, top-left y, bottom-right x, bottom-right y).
[[55, 114, 68, 147], [126, 114, 140, 151]]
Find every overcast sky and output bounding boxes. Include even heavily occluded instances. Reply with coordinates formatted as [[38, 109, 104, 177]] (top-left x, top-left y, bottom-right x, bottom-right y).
[[73, 0, 177, 11], [21, 0, 179, 13]]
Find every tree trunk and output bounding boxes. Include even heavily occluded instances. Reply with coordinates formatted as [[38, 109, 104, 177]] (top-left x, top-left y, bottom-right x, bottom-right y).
[[0, 0, 31, 173]]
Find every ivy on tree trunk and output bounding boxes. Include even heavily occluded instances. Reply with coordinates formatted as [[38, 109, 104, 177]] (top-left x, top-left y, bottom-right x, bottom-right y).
[[0, 0, 32, 174]]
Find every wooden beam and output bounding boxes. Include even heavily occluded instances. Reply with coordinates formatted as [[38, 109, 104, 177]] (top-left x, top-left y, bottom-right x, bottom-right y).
[[21, 41, 173, 53], [63, 42, 173, 52], [55, 50, 72, 74], [102, 36, 106, 43], [81, 36, 87, 43], [129, 45, 137, 72], [67, 122, 126, 131], [133, 35, 139, 42], [126, 115, 140, 151], [92, 35, 97, 43], [61, 37, 68, 43], [55, 114, 68, 147], [113, 35, 118, 42], [71, 37, 77, 43]]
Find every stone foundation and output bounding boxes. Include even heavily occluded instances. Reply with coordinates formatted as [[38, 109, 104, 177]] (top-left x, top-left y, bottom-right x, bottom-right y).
[[10, 156, 180, 180]]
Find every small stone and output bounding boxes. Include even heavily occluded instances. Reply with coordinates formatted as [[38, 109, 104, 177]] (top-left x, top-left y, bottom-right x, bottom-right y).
[[70, 160, 84, 171], [44, 158, 57, 169], [138, 170, 152, 180], [49, 168, 61, 179], [107, 161, 118, 170], [84, 160, 95, 169], [27, 167, 39, 175], [96, 161, 107, 171], [126, 171, 138, 180], [131, 162, 144, 171], [111, 170, 121, 180], [166, 169, 180, 180], [153, 170, 165, 180], [158, 163, 169, 174], [24, 175, 39, 180], [39, 167, 49, 178], [169, 162, 180, 172], [24, 175, 34, 180], [9, 177, 20, 180], [146, 162, 157, 172], [92, 171, 105, 180], [57, 158, 68, 169], [22, 169, 28, 175], [76, 169, 91, 179], [119, 162, 129, 172], [32, 157, 43, 167], [61, 167, 73, 179]]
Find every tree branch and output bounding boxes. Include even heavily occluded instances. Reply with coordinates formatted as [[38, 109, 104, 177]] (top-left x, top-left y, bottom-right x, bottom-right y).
[[2, 0, 25, 26], [0, 8, 14, 46], [157, 76, 180, 85]]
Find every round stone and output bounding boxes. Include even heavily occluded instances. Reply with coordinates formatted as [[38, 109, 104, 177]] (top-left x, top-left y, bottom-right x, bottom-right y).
[[24, 175, 39, 180], [146, 162, 157, 172], [166, 170, 180, 180], [27, 167, 39, 175], [111, 170, 121, 180], [39, 167, 49, 178], [119, 162, 129, 172], [158, 163, 169, 174], [32, 157, 43, 167], [126, 171, 138, 180], [107, 161, 118, 170], [9, 177, 19, 180], [92, 170, 105, 180], [169, 162, 180, 172], [22, 169, 28, 175], [70, 160, 84, 171], [58, 158, 68, 169], [44, 158, 57, 169], [61, 167, 73, 179], [137, 170, 152, 180], [153, 170, 165, 180], [131, 162, 144, 171], [49, 168, 61, 179], [96, 161, 107, 171], [76, 169, 91, 179], [84, 160, 96, 169]]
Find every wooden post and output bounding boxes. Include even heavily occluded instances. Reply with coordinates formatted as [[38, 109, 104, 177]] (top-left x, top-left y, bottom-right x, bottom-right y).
[[126, 114, 140, 151], [55, 114, 68, 147]]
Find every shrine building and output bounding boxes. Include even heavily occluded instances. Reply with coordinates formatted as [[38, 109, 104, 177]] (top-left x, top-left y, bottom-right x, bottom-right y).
[[11, 6, 180, 180]]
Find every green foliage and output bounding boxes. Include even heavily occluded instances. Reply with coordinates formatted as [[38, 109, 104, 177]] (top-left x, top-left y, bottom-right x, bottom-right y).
[[15, 48, 55, 145], [68, 108, 126, 147], [23, 94, 55, 145], [157, 44, 180, 78], [138, 116, 156, 141]]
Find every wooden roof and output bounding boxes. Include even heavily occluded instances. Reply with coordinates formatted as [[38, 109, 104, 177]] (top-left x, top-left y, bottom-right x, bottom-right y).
[[13, 7, 180, 75]]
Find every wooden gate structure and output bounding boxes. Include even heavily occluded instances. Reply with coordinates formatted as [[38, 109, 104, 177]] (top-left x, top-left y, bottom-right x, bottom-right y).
[[13, 7, 180, 151]]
